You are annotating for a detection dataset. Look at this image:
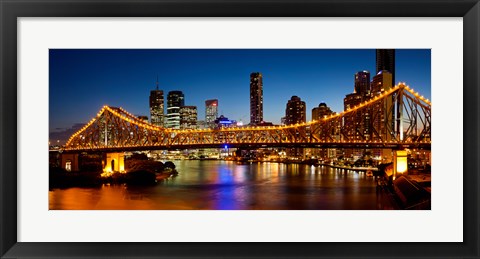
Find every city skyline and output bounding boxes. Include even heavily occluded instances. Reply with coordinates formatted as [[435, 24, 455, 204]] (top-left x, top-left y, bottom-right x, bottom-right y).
[[49, 49, 431, 136]]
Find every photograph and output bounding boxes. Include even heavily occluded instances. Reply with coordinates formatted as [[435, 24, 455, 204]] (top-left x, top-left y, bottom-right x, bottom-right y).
[[2, 0, 478, 257], [48, 49, 431, 210]]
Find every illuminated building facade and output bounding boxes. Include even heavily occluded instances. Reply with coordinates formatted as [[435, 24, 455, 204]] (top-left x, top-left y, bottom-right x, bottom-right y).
[[149, 81, 164, 127], [343, 93, 363, 159], [205, 99, 218, 129], [354, 70, 371, 96], [180, 106, 197, 129], [371, 70, 393, 95], [371, 70, 394, 141], [214, 115, 236, 128], [250, 72, 263, 125], [343, 93, 362, 112], [312, 102, 334, 121], [285, 96, 306, 158], [285, 96, 306, 125], [166, 91, 184, 129]]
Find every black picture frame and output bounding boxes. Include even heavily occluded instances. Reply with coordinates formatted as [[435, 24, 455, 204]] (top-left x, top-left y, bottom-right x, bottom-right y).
[[1, 0, 479, 258]]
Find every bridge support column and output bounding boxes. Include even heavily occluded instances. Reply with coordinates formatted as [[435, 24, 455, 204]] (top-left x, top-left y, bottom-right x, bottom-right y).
[[393, 150, 408, 180], [60, 153, 79, 172], [103, 153, 125, 173]]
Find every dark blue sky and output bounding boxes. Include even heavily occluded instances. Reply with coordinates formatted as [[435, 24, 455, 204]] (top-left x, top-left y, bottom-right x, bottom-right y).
[[49, 49, 430, 132]]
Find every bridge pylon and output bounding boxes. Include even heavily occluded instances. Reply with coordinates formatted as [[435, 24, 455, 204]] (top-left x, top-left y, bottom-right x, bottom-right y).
[[103, 152, 125, 174]]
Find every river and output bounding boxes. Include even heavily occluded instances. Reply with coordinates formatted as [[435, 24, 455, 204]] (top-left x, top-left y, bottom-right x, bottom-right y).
[[49, 160, 395, 210]]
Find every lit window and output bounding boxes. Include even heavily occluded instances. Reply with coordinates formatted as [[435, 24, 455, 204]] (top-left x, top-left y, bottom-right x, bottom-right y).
[[65, 160, 72, 172]]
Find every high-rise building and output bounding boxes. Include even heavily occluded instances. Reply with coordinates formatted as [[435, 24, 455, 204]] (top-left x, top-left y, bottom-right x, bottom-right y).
[[343, 93, 363, 142], [311, 103, 336, 160], [250, 72, 263, 125], [285, 96, 306, 158], [342, 92, 364, 159], [371, 70, 394, 142], [180, 106, 197, 129], [371, 70, 393, 95], [285, 96, 306, 125], [376, 49, 395, 86], [354, 71, 371, 96], [166, 91, 184, 129], [312, 102, 334, 121], [205, 99, 218, 128], [149, 79, 164, 127], [343, 93, 362, 111]]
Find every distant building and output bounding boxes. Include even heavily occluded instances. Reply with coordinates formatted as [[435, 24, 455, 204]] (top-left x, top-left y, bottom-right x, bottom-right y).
[[250, 72, 263, 125], [312, 102, 334, 121], [343, 92, 363, 158], [179, 106, 197, 129], [354, 70, 371, 96], [344, 93, 362, 111], [376, 49, 395, 86], [310, 103, 336, 160], [371, 70, 394, 142], [166, 91, 184, 129], [285, 96, 306, 158], [285, 96, 306, 125], [371, 70, 393, 95], [214, 115, 236, 128], [149, 79, 164, 127], [205, 99, 218, 128]]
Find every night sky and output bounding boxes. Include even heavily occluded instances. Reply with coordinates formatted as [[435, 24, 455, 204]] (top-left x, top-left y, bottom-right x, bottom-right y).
[[49, 49, 431, 134]]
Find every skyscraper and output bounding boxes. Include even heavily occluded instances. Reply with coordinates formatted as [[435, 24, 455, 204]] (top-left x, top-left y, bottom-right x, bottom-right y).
[[376, 49, 395, 86], [285, 96, 306, 125], [149, 79, 164, 127], [180, 106, 197, 129], [354, 70, 370, 96], [205, 99, 218, 129], [166, 90, 184, 129], [250, 72, 263, 125]]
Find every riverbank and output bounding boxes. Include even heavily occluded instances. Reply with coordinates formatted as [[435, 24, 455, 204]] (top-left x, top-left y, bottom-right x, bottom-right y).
[[224, 157, 379, 171], [49, 159, 179, 189], [49, 169, 178, 189]]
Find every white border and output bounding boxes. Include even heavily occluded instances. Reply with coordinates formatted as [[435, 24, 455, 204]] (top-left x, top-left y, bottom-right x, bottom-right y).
[[18, 18, 463, 242]]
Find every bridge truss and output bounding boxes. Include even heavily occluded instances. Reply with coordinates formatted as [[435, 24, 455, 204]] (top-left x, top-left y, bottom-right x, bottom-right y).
[[64, 83, 431, 152]]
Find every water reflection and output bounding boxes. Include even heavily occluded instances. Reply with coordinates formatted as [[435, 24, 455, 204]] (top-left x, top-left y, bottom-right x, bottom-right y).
[[49, 160, 391, 210]]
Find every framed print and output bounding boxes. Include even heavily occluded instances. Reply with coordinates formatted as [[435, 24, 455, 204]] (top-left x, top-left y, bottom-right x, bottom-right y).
[[1, 0, 479, 258]]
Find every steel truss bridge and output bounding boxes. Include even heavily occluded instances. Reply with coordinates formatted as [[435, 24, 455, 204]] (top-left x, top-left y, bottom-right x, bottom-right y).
[[64, 83, 431, 152]]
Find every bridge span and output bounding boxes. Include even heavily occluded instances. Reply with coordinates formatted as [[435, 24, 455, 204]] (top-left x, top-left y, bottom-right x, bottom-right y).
[[63, 83, 431, 153]]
